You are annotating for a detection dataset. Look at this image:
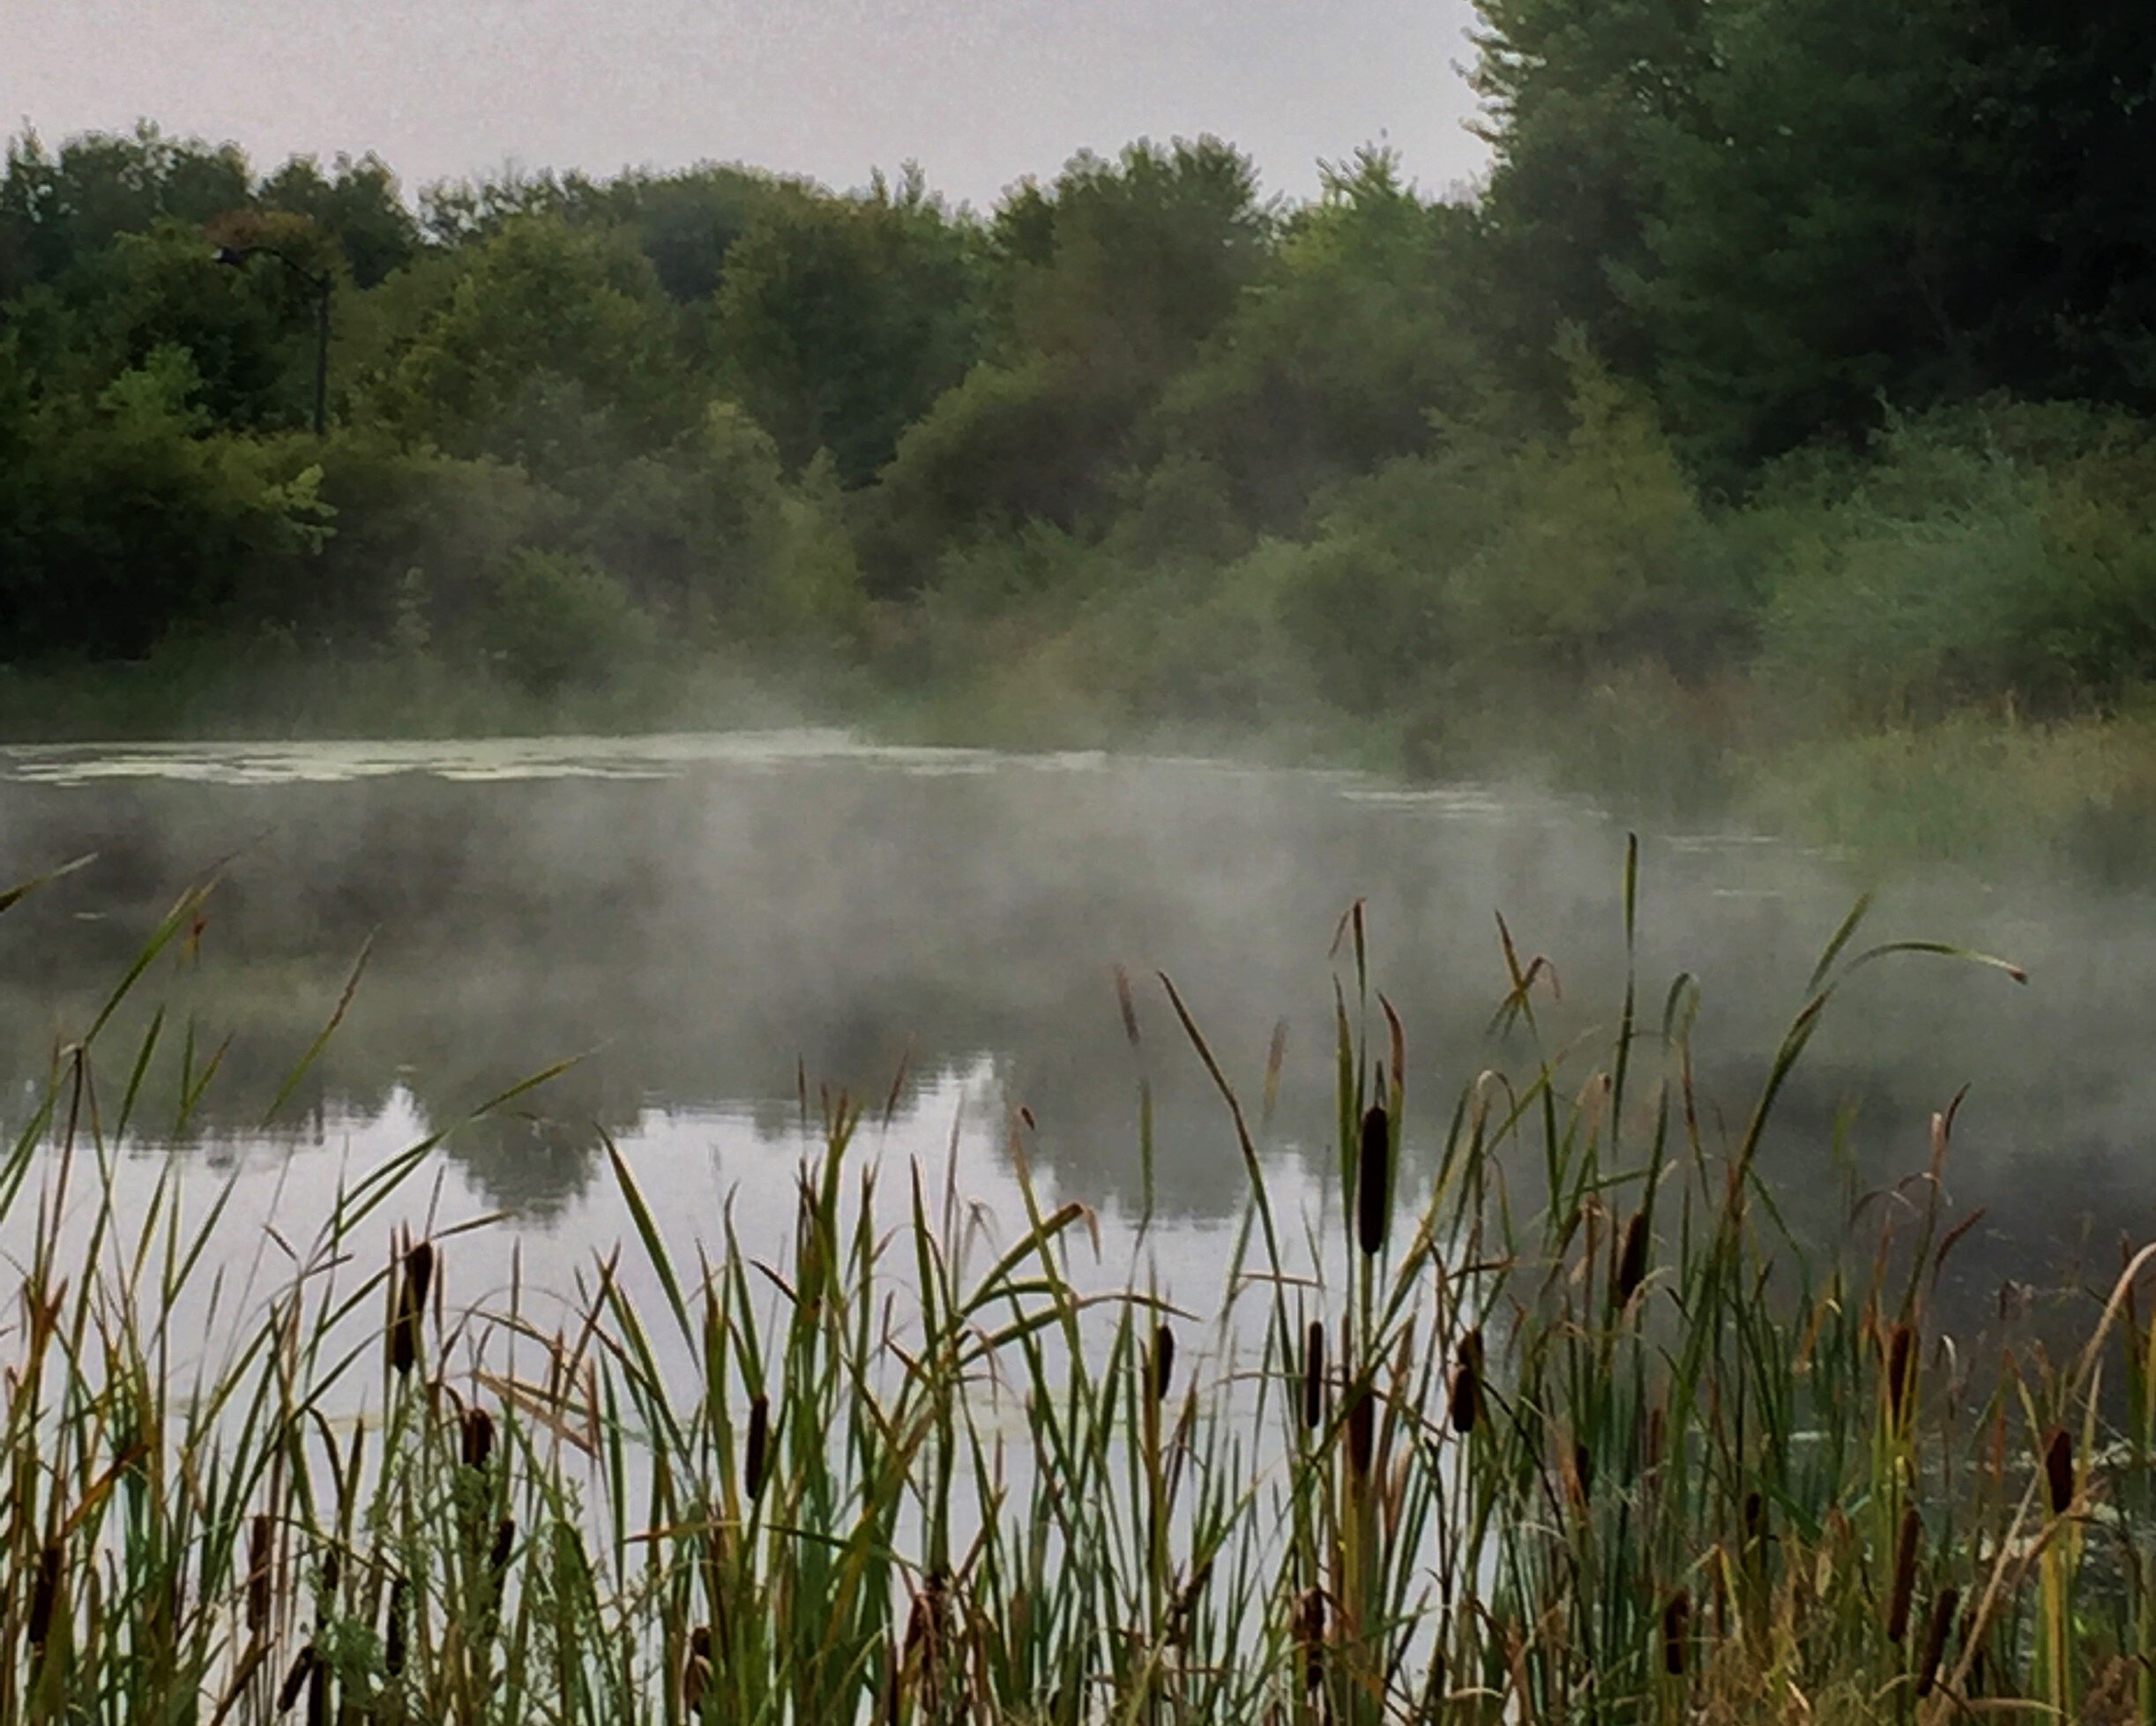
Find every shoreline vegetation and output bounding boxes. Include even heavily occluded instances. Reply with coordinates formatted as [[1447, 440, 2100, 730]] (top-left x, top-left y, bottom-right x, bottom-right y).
[[8, 648, 2156, 877], [2, 858, 2152, 1722], [9, 2, 2156, 874]]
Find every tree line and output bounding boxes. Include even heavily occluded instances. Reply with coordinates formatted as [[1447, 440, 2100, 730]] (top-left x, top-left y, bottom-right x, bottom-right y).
[[4, 0, 2154, 756]]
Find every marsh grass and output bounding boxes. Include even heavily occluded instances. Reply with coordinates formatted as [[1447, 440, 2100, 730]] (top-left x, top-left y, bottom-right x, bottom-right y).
[[0, 841, 2150, 1722]]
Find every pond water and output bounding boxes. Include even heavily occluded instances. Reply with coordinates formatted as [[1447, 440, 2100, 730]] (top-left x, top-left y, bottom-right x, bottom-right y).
[[0, 730, 2148, 1343]]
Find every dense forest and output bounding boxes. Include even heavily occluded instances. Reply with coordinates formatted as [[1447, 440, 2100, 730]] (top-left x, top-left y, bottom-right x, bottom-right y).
[[4, 2, 2156, 835]]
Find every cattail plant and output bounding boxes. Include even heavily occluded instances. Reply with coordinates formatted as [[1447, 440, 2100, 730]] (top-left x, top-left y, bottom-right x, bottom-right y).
[[1886, 1506, 1920, 1644], [1661, 1588, 1690, 1677], [744, 1392, 772, 1503], [276, 1644, 317, 1714], [1346, 1382, 1375, 1482], [388, 1237, 434, 1378], [1448, 1331, 1481, 1436], [1355, 1103, 1390, 1259], [1302, 1321, 1325, 1434], [461, 1406, 495, 1473], [1151, 1322, 1175, 1405], [2043, 1426, 2075, 1515], [1613, 1210, 1649, 1313], [246, 1514, 272, 1638]]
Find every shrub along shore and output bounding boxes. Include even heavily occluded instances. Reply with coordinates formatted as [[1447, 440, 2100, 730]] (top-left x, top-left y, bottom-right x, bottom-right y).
[[0, 857, 2149, 1722]]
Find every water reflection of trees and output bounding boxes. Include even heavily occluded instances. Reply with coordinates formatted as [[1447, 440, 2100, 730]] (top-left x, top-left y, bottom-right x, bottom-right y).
[[1, 761, 2152, 1274]]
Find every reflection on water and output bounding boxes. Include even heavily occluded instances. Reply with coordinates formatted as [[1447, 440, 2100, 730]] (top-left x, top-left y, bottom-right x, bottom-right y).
[[1, 731, 2151, 1320]]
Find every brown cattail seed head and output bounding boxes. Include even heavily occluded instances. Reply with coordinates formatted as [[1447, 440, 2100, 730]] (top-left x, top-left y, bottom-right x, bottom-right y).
[[744, 1394, 772, 1502], [389, 1240, 435, 1378], [1355, 1103, 1391, 1257], [2043, 1426, 2074, 1515], [1346, 1383, 1375, 1480], [384, 1578, 407, 1674], [247, 1513, 272, 1634], [1301, 1322, 1325, 1433], [1742, 1489, 1764, 1550], [1151, 1323, 1175, 1405], [277, 1644, 317, 1714], [27, 1540, 61, 1648], [389, 1296, 417, 1376], [1573, 1441, 1594, 1507], [1886, 1506, 1921, 1643], [404, 1240, 435, 1310], [1915, 1585, 1959, 1700], [1661, 1588, 1690, 1677], [1884, 1323, 1915, 1424], [1448, 1330, 1482, 1435], [462, 1407, 495, 1473], [1614, 1211, 1649, 1311]]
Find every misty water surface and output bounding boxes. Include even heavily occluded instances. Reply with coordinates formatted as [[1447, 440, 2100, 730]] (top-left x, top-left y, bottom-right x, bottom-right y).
[[0, 732, 2147, 1336]]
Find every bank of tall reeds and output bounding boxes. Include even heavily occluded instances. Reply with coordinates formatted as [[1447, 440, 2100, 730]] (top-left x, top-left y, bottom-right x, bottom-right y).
[[0, 848, 2151, 1722]]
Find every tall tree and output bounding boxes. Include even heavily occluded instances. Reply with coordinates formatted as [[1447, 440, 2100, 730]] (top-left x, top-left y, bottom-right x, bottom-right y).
[[712, 172, 983, 485], [1468, 0, 1710, 392]]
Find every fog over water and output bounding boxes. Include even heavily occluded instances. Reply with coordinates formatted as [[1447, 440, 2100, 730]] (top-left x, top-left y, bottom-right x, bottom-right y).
[[0, 733, 2149, 1336]]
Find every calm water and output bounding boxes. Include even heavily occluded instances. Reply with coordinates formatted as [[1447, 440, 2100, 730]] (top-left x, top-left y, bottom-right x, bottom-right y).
[[0, 731, 2148, 1335]]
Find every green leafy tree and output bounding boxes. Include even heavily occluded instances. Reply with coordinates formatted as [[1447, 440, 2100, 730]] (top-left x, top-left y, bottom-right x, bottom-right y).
[[712, 172, 983, 485], [868, 139, 1271, 587], [0, 123, 251, 298], [256, 153, 420, 287], [0, 345, 331, 659], [370, 216, 692, 472], [1467, 0, 1710, 392], [1144, 148, 1496, 530], [1633, 0, 2156, 469], [7, 218, 334, 430]]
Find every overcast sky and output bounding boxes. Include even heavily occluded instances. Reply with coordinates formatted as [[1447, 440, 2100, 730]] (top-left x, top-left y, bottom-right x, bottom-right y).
[[7, 0, 1491, 210]]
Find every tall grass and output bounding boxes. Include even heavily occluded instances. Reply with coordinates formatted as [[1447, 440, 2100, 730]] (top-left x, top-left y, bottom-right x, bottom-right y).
[[0, 843, 2149, 1722]]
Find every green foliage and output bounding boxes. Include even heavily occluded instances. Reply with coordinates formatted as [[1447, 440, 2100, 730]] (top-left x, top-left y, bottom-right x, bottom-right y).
[[8, 78, 2156, 792], [864, 357, 1138, 592], [369, 216, 690, 471], [0, 345, 335, 657], [1, 877, 2141, 1719], [994, 138, 1272, 379], [712, 172, 983, 485], [254, 152, 420, 287], [1144, 149, 1493, 530], [475, 547, 657, 693], [1758, 405, 2156, 718]]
